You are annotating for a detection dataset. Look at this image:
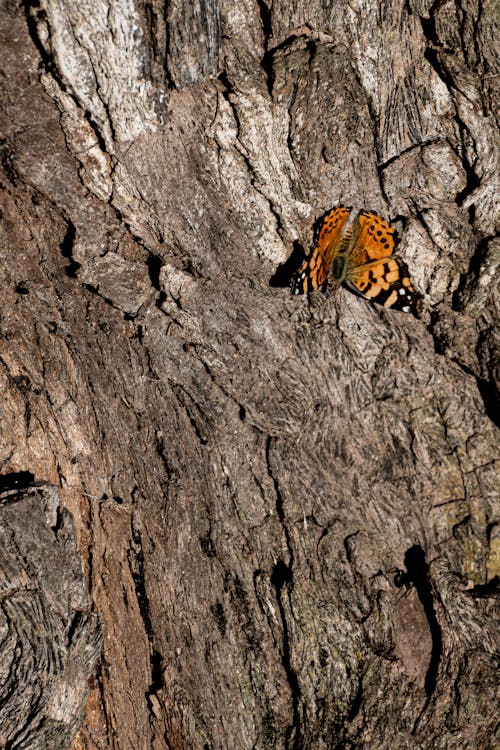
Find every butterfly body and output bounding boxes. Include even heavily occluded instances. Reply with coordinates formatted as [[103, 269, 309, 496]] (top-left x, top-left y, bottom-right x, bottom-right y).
[[328, 229, 355, 285], [290, 206, 420, 314]]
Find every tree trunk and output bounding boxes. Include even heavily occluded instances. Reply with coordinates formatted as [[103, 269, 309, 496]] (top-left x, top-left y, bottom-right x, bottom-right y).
[[0, 1, 498, 748]]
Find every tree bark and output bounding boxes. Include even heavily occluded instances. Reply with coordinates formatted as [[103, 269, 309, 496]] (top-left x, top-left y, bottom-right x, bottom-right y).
[[0, 0, 498, 748]]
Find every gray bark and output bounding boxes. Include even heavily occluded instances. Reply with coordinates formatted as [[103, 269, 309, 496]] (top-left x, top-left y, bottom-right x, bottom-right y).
[[0, 0, 498, 748]]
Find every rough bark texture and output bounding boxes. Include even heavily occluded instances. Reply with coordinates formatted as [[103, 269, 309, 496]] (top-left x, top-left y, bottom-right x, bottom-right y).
[[0, 0, 498, 748]]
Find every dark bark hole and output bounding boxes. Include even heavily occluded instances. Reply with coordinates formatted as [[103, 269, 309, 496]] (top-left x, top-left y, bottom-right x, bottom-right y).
[[468, 575, 499, 598], [271, 560, 293, 590], [474, 378, 500, 429], [148, 650, 164, 695], [0, 470, 35, 492], [401, 545, 442, 697], [271, 560, 301, 746], [60, 221, 80, 277], [147, 253, 167, 307], [199, 532, 217, 558]]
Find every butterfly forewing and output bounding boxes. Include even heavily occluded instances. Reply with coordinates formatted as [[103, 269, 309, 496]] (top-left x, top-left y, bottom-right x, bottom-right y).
[[290, 206, 351, 294], [351, 211, 398, 264]]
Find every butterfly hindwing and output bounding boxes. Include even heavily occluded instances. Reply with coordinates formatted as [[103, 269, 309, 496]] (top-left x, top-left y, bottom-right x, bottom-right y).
[[347, 257, 420, 313], [290, 206, 351, 294]]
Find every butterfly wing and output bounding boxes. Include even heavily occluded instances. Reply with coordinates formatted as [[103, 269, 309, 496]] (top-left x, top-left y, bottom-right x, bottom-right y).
[[347, 212, 420, 313], [346, 257, 420, 313], [351, 211, 398, 263], [290, 206, 351, 294]]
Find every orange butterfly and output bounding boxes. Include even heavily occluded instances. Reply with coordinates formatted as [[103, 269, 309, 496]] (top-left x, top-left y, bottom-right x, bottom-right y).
[[290, 206, 420, 313]]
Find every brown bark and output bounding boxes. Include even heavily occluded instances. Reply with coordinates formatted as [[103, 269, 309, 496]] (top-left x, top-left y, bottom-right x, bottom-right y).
[[0, 0, 498, 748]]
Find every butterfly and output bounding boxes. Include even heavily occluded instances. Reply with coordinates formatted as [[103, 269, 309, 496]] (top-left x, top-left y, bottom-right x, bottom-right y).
[[290, 206, 420, 313]]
